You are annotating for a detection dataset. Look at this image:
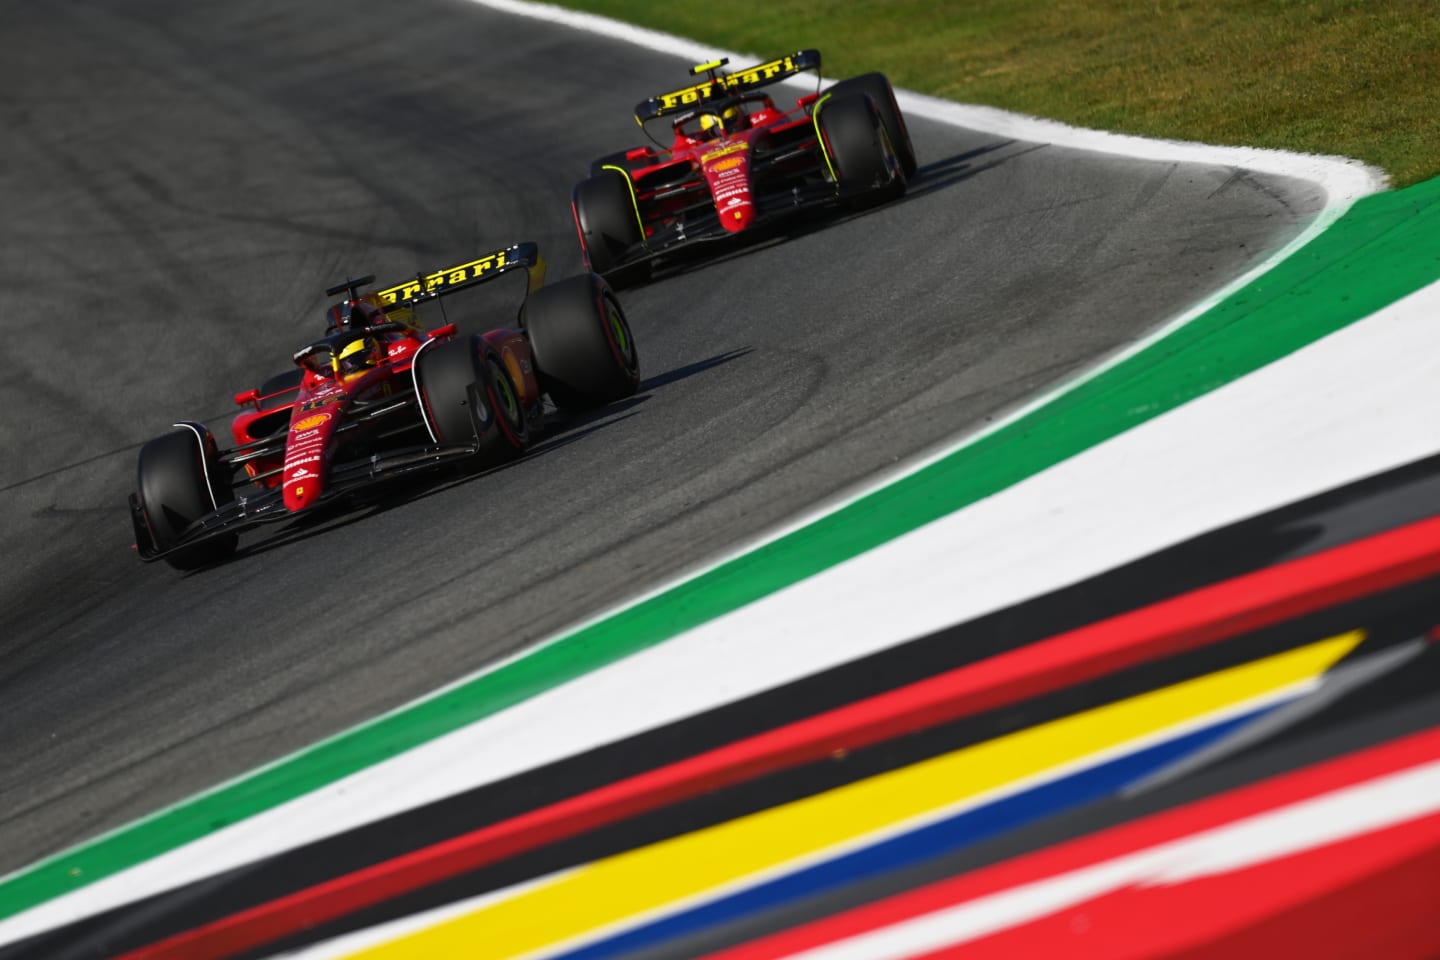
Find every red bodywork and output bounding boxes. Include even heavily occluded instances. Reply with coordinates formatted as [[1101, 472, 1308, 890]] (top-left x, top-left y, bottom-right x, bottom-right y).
[[621, 91, 821, 238], [231, 320, 540, 514], [573, 49, 909, 277]]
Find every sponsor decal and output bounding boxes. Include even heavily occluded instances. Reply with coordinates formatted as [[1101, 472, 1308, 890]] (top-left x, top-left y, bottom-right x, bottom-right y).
[[654, 54, 800, 112], [726, 197, 746, 207], [709, 155, 744, 173], [292, 413, 331, 431], [701, 141, 748, 163], [286, 467, 318, 486], [295, 486, 305, 498], [725, 53, 800, 89], [299, 395, 341, 412], [657, 81, 716, 112], [375, 250, 509, 305]]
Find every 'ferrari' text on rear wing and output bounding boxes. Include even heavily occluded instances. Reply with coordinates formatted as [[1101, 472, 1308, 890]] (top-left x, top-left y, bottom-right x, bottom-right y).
[[374, 241, 547, 309], [635, 49, 821, 123]]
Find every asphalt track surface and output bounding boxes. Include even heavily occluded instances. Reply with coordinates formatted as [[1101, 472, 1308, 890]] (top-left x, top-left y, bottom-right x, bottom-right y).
[[0, 0, 1327, 879]]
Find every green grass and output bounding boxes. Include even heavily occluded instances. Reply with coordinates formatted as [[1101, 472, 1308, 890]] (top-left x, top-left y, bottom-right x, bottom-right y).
[[553, 0, 1440, 187]]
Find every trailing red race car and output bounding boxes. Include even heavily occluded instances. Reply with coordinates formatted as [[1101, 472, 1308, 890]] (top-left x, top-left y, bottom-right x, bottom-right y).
[[130, 243, 640, 570], [571, 49, 916, 284]]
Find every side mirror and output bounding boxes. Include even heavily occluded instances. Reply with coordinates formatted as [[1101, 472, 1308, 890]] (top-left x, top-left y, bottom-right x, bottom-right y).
[[234, 388, 260, 409], [625, 146, 654, 162], [428, 323, 457, 340], [797, 92, 820, 111], [293, 343, 334, 376]]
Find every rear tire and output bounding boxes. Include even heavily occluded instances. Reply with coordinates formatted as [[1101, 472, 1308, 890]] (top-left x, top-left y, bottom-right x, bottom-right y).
[[523, 274, 640, 413], [414, 337, 527, 467], [572, 171, 644, 282], [827, 73, 917, 177], [818, 92, 906, 208], [136, 427, 237, 570]]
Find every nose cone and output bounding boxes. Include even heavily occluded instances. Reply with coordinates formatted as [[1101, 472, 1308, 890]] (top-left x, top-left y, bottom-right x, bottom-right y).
[[703, 144, 755, 234], [720, 201, 755, 233], [283, 478, 320, 512], [283, 410, 334, 512]]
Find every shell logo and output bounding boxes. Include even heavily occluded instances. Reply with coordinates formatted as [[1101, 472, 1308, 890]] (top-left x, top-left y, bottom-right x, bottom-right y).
[[292, 413, 331, 431], [710, 156, 744, 172]]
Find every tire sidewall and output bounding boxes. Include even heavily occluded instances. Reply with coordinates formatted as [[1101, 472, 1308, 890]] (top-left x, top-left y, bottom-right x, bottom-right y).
[[136, 427, 237, 569], [828, 72, 917, 177], [524, 274, 640, 412], [572, 171, 642, 276]]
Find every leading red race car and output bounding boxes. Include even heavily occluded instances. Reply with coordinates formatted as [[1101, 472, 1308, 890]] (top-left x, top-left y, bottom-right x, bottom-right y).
[[130, 243, 640, 570], [571, 50, 916, 284]]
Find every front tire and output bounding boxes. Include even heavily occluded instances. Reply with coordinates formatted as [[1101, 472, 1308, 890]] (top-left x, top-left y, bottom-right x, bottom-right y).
[[572, 171, 644, 282], [414, 337, 528, 467], [136, 427, 237, 570], [818, 93, 906, 208], [827, 73, 917, 177], [523, 274, 640, 413]]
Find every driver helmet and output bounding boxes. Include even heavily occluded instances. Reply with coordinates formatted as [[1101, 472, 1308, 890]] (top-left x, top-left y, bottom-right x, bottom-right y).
[[700, 104, 747, 137], [334, 335, 381, 380]]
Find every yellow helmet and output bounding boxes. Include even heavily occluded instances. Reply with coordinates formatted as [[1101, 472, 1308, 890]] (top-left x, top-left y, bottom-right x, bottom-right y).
[[700, 105, 746, 136], [334, 336, 379, 379]]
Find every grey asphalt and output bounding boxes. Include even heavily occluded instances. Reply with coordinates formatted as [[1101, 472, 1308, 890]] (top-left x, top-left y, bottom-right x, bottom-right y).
[[0, 0, 1325, 876]]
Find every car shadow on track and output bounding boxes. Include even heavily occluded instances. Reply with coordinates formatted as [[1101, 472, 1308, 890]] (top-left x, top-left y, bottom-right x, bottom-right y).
[[636, 347, 753, 393]]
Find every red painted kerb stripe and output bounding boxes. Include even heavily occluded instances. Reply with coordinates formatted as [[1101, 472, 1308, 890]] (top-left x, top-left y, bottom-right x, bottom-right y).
[[697, 726, 1440, 960], [122, 514, 1440, 960]]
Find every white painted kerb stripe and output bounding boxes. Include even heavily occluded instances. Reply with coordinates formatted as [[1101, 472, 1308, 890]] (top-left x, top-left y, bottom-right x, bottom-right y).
[[0, 0, 1394, 946], [284, 682, 1317, 960]]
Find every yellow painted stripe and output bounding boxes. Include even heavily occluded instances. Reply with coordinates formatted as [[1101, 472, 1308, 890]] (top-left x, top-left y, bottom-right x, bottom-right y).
[[346, 632, 1363, 960]]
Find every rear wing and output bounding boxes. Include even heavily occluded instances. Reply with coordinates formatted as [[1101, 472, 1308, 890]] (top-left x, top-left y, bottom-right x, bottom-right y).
[[634, 49, 821, 124], [373, 242, 547, 310]]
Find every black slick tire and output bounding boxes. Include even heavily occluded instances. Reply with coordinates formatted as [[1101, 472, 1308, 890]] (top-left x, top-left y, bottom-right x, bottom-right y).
[[572, 170, 644, 282], [827, 73, 917, 177], [818, 93, 906, 208], [136, 427, 237, 570], [523, 273, 640, 413], [414, 337, 527, 467]]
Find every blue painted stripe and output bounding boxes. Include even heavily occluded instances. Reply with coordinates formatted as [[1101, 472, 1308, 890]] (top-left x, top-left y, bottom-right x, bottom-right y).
[[548, 705, 1274, 960]]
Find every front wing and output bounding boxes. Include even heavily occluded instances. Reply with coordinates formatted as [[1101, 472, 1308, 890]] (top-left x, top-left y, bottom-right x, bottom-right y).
[[602, 154, 880, 274], [130, 439, 483, 563], [132, 393, 473, 564]]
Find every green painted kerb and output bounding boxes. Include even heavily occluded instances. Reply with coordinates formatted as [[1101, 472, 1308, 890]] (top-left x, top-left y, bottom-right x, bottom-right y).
[[4, 177, 1440, 920]]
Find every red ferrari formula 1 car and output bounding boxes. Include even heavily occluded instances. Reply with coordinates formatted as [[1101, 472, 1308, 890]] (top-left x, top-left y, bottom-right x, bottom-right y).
[[571, 49, 916, 283], [130, 243, 639, 569]]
